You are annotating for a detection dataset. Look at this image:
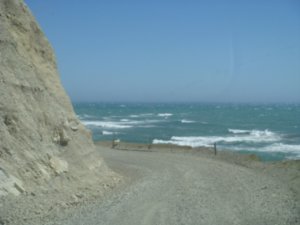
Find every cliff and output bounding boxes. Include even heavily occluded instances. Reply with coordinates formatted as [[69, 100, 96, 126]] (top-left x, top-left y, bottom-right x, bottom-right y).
[[0, 0, 118, 203]]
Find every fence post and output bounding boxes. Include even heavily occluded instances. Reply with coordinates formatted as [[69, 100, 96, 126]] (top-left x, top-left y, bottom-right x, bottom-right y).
[[148, 137, 152, 150], [214, 142, 217, 155], [112, 135, 116, 149]]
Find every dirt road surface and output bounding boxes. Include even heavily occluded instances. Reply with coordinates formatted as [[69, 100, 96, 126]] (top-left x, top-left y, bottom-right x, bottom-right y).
[[45, 146, 299, 225]]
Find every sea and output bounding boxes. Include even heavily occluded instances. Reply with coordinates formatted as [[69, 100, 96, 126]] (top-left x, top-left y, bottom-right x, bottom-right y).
[[74, 103, 300, 161]]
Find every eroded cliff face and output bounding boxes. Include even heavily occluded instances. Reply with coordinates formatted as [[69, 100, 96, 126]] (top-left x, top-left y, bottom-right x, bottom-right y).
[[0, 0, 116, 197]]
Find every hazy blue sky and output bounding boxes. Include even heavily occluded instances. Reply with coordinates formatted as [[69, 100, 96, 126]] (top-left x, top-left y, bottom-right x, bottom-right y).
[[25, 0, 300, 103]]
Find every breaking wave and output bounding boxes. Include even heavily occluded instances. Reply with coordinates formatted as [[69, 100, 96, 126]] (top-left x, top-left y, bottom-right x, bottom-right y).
[[153, 129, 281, 147], [228, 129, 250, 134], [130, 113, 154, 118], [158, 113, 173, 117], [82, 121, 132, 129], [181, 119, 195, 124], [153, 130, 300, 158], [82, 118, 162, 129], [102, 131, 114, 135], [228, 143, 300, 159], [228, 129, 278, 139]]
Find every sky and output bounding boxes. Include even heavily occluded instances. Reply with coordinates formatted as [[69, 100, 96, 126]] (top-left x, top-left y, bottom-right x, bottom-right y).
[[25, 0, 300, 103]]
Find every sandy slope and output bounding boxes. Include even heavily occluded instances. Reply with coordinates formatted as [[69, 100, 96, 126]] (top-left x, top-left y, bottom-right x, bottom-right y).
[[43, 145, 299, 225]]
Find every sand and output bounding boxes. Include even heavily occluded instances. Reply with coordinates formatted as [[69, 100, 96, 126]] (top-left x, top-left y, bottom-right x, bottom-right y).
[[1, 142, 299, 225]]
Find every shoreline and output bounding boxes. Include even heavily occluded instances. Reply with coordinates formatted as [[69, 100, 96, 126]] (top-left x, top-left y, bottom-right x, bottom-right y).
[[96, 139, 300, 162], [96, 140, 273, 164]]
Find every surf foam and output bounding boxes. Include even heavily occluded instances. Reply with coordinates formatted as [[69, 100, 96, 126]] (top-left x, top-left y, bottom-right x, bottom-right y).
[[82, 118, 161, 130], [153, 129, 281, 147], [228, 129, 250, 134], [181, 119, 195, 123], [129, 113, 154, 118], [82, 121, 132, 129], [102, 131, 114, 135], [158, 113, 173, 117], [227, 143, 300, 159]]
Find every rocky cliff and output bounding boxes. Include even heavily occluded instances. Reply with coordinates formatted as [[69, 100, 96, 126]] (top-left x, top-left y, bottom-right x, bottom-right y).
[[0, 0, 117, 201]]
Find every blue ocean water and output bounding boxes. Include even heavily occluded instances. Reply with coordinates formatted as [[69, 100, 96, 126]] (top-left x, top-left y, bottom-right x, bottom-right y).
[[74, 103, 300, 161]]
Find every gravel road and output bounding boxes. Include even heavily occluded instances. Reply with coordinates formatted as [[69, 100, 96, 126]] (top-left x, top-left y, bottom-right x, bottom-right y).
[[45, 146, 299, 225]]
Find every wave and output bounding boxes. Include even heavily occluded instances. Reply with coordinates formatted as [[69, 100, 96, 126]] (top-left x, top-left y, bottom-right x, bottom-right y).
[[228, 129, 250, 134], [181, 119, 195, 124], [260, 143, 300, 154], [82, 121, 132, 129], [82, 118, 161, 129], [153, 130, 281, 148], [153, 130, 300, 159], [157, 113, 173, 117], [228, 129, 277, 139], [129, 113, 154, 118], [121, 119, 160, 125], [228, 143, 300, 158], [102, 131, 114, 135]]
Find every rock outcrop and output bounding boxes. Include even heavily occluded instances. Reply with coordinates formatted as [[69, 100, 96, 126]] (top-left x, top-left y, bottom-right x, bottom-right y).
[[0, 0, 117, 199]]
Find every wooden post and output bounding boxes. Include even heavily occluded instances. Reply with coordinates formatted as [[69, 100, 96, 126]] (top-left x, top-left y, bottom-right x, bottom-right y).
[[148, 137, 152, 150], [112, 135, 116, 149], [214, 142, 217, 155]]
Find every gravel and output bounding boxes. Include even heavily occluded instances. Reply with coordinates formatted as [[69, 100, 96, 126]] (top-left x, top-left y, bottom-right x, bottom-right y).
[[42, 145, 299, 225]]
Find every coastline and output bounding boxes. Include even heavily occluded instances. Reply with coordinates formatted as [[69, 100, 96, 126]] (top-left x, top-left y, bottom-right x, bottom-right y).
[[75, 102, 300, 162], [96, 140, 274, 165]]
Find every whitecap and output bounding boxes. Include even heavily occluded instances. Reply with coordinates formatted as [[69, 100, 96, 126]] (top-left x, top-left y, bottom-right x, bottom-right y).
[[120, 120, 144, 125], [153, 130, 281, 148], [249, 129, 277, 139], [227, 143, 300, 159], [102, 131, 114, 135], [229, 129, 279, 140], [82, 121, 132, 129], [153, 136, 218, 148], [260, 143, 300, 154], [129, 113, 153, 118], [181, 119, 195, 124], [82, 118, 162, 129], [158, 113, 173, 117], [228, 129, 250, 134]]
